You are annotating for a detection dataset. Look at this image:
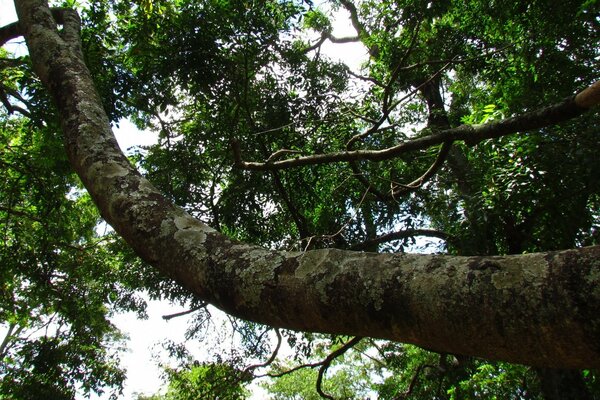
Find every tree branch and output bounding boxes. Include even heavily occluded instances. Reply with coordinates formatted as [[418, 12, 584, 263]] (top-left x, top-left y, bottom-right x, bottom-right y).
[[316, 336, 362, 400], [233, 87, 597, 171], [243, 328, 282, 374], [162, 304, 207, 321], [391, 141, 453, 197], [0, 21, 22, 47], [16, 0, 600, 369]]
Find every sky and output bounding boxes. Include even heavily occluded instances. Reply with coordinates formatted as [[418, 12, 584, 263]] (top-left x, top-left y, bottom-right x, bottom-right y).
[[0, 1, 368, 399]]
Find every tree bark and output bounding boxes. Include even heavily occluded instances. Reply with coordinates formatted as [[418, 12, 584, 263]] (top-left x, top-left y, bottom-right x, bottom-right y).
[[12, 0, 600, 369]]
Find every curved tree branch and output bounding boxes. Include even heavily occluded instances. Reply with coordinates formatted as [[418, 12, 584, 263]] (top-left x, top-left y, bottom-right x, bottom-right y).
[[14, 0, 600, 369], [316, 336, 362, 400], [0, 21, 22, 47], [391, 141, 453, 197]]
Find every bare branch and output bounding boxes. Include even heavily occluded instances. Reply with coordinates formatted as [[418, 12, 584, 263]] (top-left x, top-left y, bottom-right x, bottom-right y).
[[328, 34, 360, 44], [303, 34, 328, 53], [575, 80, 600, 108], [338, 0, 363, 37], [303, 31, 361, 55], [266, 148, 302, 163], [347, 69, 384, 86]]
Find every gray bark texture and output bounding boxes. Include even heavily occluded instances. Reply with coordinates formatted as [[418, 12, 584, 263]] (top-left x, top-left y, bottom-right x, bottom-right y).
[[12, 0, 600, 369]]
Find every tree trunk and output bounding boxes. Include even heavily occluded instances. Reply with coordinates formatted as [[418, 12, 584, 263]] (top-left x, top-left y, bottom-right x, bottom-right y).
[[12, 0, 600, 369]]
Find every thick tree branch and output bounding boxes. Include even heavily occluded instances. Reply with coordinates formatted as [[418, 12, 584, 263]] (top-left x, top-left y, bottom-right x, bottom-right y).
[[234, 88, 597, 171], [303, 31, 361, 55], [15, 0, 600, 369], [0, 21, 22, 47]]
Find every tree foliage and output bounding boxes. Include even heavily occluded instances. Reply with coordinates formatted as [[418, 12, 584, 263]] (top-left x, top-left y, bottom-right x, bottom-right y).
[[1, 0, 599, 398], [0, 116, 130, 397]]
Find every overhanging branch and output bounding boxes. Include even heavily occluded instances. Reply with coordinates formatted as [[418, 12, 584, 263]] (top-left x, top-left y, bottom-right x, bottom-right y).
[[15, 0, 600, 369], [233, 86, 598, 171]]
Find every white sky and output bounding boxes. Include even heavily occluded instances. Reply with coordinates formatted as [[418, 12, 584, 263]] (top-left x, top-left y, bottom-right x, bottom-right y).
[[0, 1, 367, 399], [0, 1, 16, 24]]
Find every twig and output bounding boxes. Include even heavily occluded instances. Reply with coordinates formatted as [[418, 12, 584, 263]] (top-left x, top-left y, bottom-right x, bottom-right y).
[[162, 304, 207, 321]]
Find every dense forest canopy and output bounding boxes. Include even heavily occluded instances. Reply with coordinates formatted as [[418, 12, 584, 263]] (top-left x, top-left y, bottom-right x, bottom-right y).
[[1, 0, 599, 398]]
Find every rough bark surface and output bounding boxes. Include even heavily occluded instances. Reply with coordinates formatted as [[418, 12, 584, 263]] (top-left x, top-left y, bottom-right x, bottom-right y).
[[12, 0, 600, 368]]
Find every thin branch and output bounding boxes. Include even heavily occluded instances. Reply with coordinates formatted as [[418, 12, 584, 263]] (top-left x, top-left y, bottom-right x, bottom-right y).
[[383, 21, 422, 112], [266, 148, 302, 163], [348, 164, 390, 202], [346, 47, 511, 149], [0, 85, 32, 117], [391, 140, 453, 197], [233, 84, 597, 171], [0, 323, 24, 357], [0, 205, 42, 222], [162, 304, 207, 321], [346, 60, 451, 150], [316, 336, 363, 399], [347, 69, 384, 87], [398, 44, 513, 75], [303, 34, 328, 53], [243, 329, 282, 374], [264, 358, 321, 378]]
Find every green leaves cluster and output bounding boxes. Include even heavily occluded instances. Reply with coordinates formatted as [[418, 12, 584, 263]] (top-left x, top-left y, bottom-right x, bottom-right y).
[[0, 117, 130, 398]]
